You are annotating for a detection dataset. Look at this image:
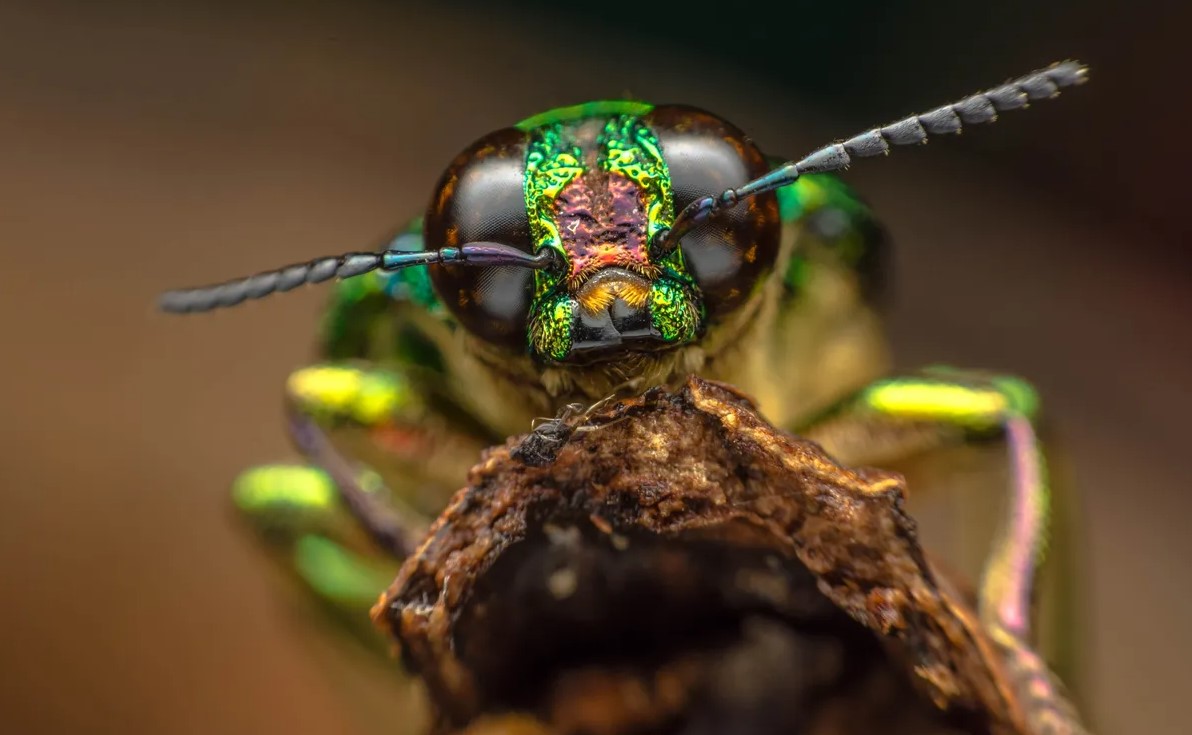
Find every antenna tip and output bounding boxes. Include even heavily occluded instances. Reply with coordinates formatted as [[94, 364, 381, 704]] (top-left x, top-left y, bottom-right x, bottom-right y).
[[1049, 60, 1090, 86], [158, 289, 195, 314]]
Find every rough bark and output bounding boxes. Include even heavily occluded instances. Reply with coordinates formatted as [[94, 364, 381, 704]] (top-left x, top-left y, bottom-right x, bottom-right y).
[[373, 377, 1030, 735]]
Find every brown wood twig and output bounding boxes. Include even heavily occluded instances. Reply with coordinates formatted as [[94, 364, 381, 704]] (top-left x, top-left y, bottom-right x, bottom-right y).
[[372, 377, 1086, 735]]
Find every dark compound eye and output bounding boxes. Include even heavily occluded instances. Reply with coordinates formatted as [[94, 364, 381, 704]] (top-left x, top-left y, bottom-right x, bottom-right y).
[[647, 106, 780, 319], [424, 128, 534, 351]]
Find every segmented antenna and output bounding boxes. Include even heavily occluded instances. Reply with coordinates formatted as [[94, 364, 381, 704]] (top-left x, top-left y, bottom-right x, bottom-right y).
[[158, 242, 556, 314], [651, 60, 1089, 259]]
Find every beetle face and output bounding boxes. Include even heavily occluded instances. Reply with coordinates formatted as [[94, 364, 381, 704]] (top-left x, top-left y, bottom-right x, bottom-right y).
[[425, 102, 780, 363]]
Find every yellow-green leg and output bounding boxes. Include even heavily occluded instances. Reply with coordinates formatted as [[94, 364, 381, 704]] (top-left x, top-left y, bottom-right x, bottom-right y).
[[797, 367, 1088, 734], [232, 362, 490, 647], [281, 361, 492, 554], [232, 463, 403, 650], [280, 363, 431, 558]]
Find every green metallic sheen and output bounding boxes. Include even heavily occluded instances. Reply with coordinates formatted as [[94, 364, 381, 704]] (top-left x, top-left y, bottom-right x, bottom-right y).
[[522, 110, 705, 360], [530, 293, 574, 362], [233, 464, 394, 536], [234, 464, 338, 521], [862, 378, 1012, 433], [321, 266, 389, 358], [776, 174, 877, 293], [321, 219, 441, 360], [992, 375, 1041, 420], [293, 535, 400, 606], [382, 219, 441, 311], [856, 372, 1041, 436], [385, 265, 439, 312], [287, 364, 412, 426], [523, 123, 584, 300], [515, 100, 654, 132], [649, 278, 700, 343]]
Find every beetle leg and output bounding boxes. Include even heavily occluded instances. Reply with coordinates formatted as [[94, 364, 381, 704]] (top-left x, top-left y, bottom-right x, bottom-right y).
[[231, 463, 403, 649], [285, 401, 426, 559], [795, 367, 1088, 732], [230, 360, 475, 654], [281, 362, 489, 558]]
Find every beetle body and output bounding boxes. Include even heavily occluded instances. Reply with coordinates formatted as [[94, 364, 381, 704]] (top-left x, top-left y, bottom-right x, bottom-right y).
[[162, 62, 1092, 735]]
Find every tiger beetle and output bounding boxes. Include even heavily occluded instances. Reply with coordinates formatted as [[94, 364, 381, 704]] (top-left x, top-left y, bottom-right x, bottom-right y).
[[161, 61, 1089, 729]]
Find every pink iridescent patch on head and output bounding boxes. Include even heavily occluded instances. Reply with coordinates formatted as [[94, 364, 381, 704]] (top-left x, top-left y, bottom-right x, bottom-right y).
[[553, 172, 657, 288]]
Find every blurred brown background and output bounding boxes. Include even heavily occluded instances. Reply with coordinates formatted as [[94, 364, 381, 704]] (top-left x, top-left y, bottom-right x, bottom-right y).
[[1, 1, 1188, 733]]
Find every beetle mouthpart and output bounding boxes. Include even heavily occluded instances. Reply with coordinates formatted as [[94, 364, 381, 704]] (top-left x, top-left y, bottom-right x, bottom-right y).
[[566, 269, 669, 362], [574, 268, 652, 316], [569, 300, 661, 357]]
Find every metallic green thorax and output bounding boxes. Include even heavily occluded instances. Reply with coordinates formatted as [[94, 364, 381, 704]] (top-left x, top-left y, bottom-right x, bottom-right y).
[[521, 105, 699, 361]]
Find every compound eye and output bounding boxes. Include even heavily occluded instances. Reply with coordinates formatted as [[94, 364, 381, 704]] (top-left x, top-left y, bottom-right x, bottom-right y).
[[424, 128, 534, 351], [648, 106, 780, 318]]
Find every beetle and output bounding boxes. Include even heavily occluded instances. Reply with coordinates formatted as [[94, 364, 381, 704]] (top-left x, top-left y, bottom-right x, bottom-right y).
[[160, 61, 1089, 730]]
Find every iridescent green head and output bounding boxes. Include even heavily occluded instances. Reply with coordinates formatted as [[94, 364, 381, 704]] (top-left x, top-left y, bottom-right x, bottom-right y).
[[158, 61, 1089, 367], [423, 102, 780, 363]]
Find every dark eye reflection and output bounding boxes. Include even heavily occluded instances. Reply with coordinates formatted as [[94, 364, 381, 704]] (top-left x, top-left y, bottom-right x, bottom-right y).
[[646, 105, 780, 319], [680, 221, 752, 290], [425, 127, 537, 351]]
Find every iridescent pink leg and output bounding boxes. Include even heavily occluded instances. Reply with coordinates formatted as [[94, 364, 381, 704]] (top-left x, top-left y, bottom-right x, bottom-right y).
[[796, 368, 1090, 733]]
